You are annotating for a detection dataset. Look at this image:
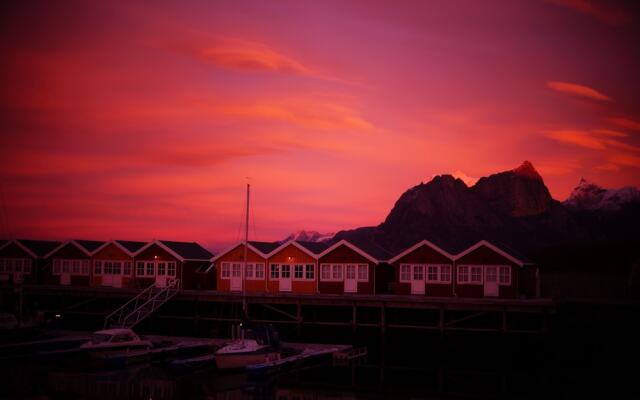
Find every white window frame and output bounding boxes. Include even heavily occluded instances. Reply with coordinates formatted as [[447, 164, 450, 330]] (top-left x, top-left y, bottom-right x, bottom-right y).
[[426, 265, 438, 282], [332, 264, 343, 281], [136, 261, 144, 276], [255, 263, 265, 279], [167, 262, 176, 277], [400, 264, 411, 282], [221, 262, 231, 278], [53, 259, 90, 276], [470, 266, 483, 284], [357, 264, 368, 282], [498, 265, 511, 285], [270, 263, 280, 279], [294, 264, 304, 280], [320, 264, 331, 281], [457, 265, 469, 283], [245, 263, 254, 279], [305, 264, 314, 280]]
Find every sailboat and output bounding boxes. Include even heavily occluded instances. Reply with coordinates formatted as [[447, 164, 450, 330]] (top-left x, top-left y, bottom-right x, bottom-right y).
[[214, 184, 281, 369]]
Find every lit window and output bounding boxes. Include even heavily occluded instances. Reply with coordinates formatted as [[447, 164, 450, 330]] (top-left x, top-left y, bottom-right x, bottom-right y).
[[357, 264, 368, 281], [305, 264, 314, 280], [270, 264, 280, 279], [400, 264, 411, 282], [499, 266, 511, 285], [321, 264, 331, 281], [294, 264, 304, 279], [158, 262, 166, 276], [146, 262, 155, 276]]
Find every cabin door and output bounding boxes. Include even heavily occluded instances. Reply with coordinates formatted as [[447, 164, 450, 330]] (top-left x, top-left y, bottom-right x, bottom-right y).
[[344, 264, 357, 293], [230, 263, 242, 292], [410, 265, 425, 295], [155, 262, 167, 288], [280, 264, 292, 292], [102, 273, 113, 287], [484, 266, 499, 297]]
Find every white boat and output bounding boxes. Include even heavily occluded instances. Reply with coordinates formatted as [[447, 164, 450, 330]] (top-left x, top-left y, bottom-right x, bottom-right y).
[[215, 324, 281, 369], [80, 328, 152, 353], [214, 184, 282, 370]]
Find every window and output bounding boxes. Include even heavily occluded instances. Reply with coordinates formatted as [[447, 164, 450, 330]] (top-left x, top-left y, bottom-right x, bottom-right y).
[[136, 262, 144, 276], [458, 265, 469, 283], [270, 264, 280, 279], [281, 264, 291, 278], [123, 262, 131, 276], [95, 261, 102, 275], [305, 264, 314, 280], [245, 263, 254, 278], [54, 260, 61, 274], [470, 266, 482, 283], [146, 262, 155, 276], [400, 264, 411, 282], [332, 264, 343, 280], [413, 265, 424, 281], [321, 264, 331, 281], [221, 262, 230, 278], [357, 264, 368, 281], [294, 264, 304, 279], [346, 264, 356, 280], [158, 262, 166, 276], [440, 265, 451, 283], [499, 266, 511, 285], [255, 263, 265, 279], [167, 262, 176, 277], [232, 263, 241, 278], [426, 265, 438, 282]]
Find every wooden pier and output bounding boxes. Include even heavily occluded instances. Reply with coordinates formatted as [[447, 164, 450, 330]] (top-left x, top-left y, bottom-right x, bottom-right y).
[[6, 285, 555, 337]]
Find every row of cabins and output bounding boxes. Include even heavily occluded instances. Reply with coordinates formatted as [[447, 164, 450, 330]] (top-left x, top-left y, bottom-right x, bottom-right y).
[[0, 239, 215, 290], [1, 238, 539, 298], [213, 239, 539, 299]]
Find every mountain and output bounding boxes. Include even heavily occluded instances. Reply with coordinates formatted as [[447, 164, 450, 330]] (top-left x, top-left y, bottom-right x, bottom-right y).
[[282, 230, 334, 243], [564, 179, 640, 211], [332, 161, 639, 257]]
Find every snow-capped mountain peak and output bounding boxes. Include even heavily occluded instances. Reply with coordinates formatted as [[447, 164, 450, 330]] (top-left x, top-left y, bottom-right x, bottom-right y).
[[564, 178, 640, 210], [282, 230, 334, 243]]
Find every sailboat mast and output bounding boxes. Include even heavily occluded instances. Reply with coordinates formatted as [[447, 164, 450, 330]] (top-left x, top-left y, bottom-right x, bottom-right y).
[[242, 183, 250, 315]]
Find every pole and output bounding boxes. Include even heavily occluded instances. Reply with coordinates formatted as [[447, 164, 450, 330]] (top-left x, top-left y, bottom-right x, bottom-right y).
[[242, 183, 250, 317]]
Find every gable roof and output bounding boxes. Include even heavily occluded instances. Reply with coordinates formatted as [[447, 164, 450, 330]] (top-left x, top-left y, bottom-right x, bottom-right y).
[[211, 241, 279, 262], [296, 241, 330, 255], [453, 240, 533, 267], [75, 240, 107, 253], [135, 240, 213, 262], [0, 239, 38, 258], [388, 239, 456, 264], [44, 240, 99, 258], [115, 240, 148, 254], [318, 239, 379, 264], [18, 239, 62, 258], [266, 240, 319, 259]]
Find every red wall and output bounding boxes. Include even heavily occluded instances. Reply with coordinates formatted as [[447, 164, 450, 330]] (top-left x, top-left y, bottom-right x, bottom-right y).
[[91, 243, 135, 288], [48, 243, 91, 286], [392, 244, 454, 297], [318, 244, 375, 294], [134, 244, 182, 288], [0, 242, 37, 285], [267, 244, 316, 294], [216, 244, 268, 292], [455, 245, 519, 299]]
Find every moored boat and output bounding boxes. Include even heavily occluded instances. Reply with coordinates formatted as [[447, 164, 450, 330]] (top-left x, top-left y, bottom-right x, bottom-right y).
[[80, 328, 152, 354]]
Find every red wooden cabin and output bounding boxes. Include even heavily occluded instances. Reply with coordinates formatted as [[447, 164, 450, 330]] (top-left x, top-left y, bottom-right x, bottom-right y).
[[389, 240, 456, 296], [0, 239, 60, 285], [317, 240, 379, 295]]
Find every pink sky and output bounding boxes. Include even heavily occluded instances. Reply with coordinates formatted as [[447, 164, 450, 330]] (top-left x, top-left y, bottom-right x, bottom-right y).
[[1, 0, 639, 250]]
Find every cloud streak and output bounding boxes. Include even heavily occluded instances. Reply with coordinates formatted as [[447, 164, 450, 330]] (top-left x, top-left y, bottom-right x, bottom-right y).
[[546, 81, 612, 102], [548, 0, 631, 26]]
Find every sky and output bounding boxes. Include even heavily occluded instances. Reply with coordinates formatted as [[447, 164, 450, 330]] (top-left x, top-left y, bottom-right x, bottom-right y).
[[1, 0, 639, 250]]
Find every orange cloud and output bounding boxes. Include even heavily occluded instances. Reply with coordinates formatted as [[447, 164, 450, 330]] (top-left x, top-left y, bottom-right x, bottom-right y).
[[547, 0, 631, 26], [195, 97, 374, 131], [543, 130, 607, 150], [546, 81, 612, 102], [609, 117, 640, 131], [610, 154, 640, 168], [591, 129, 628, 138]]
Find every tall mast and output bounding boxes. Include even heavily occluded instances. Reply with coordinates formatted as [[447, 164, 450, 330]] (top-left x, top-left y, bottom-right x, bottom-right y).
[[242, 183, 250, 316]]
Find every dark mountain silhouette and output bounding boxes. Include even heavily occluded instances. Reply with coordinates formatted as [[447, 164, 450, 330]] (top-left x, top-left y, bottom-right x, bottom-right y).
[[332, 161, 640, 257]]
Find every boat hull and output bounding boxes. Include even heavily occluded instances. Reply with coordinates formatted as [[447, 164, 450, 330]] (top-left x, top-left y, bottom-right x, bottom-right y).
[[215, 351, 280, 369]]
